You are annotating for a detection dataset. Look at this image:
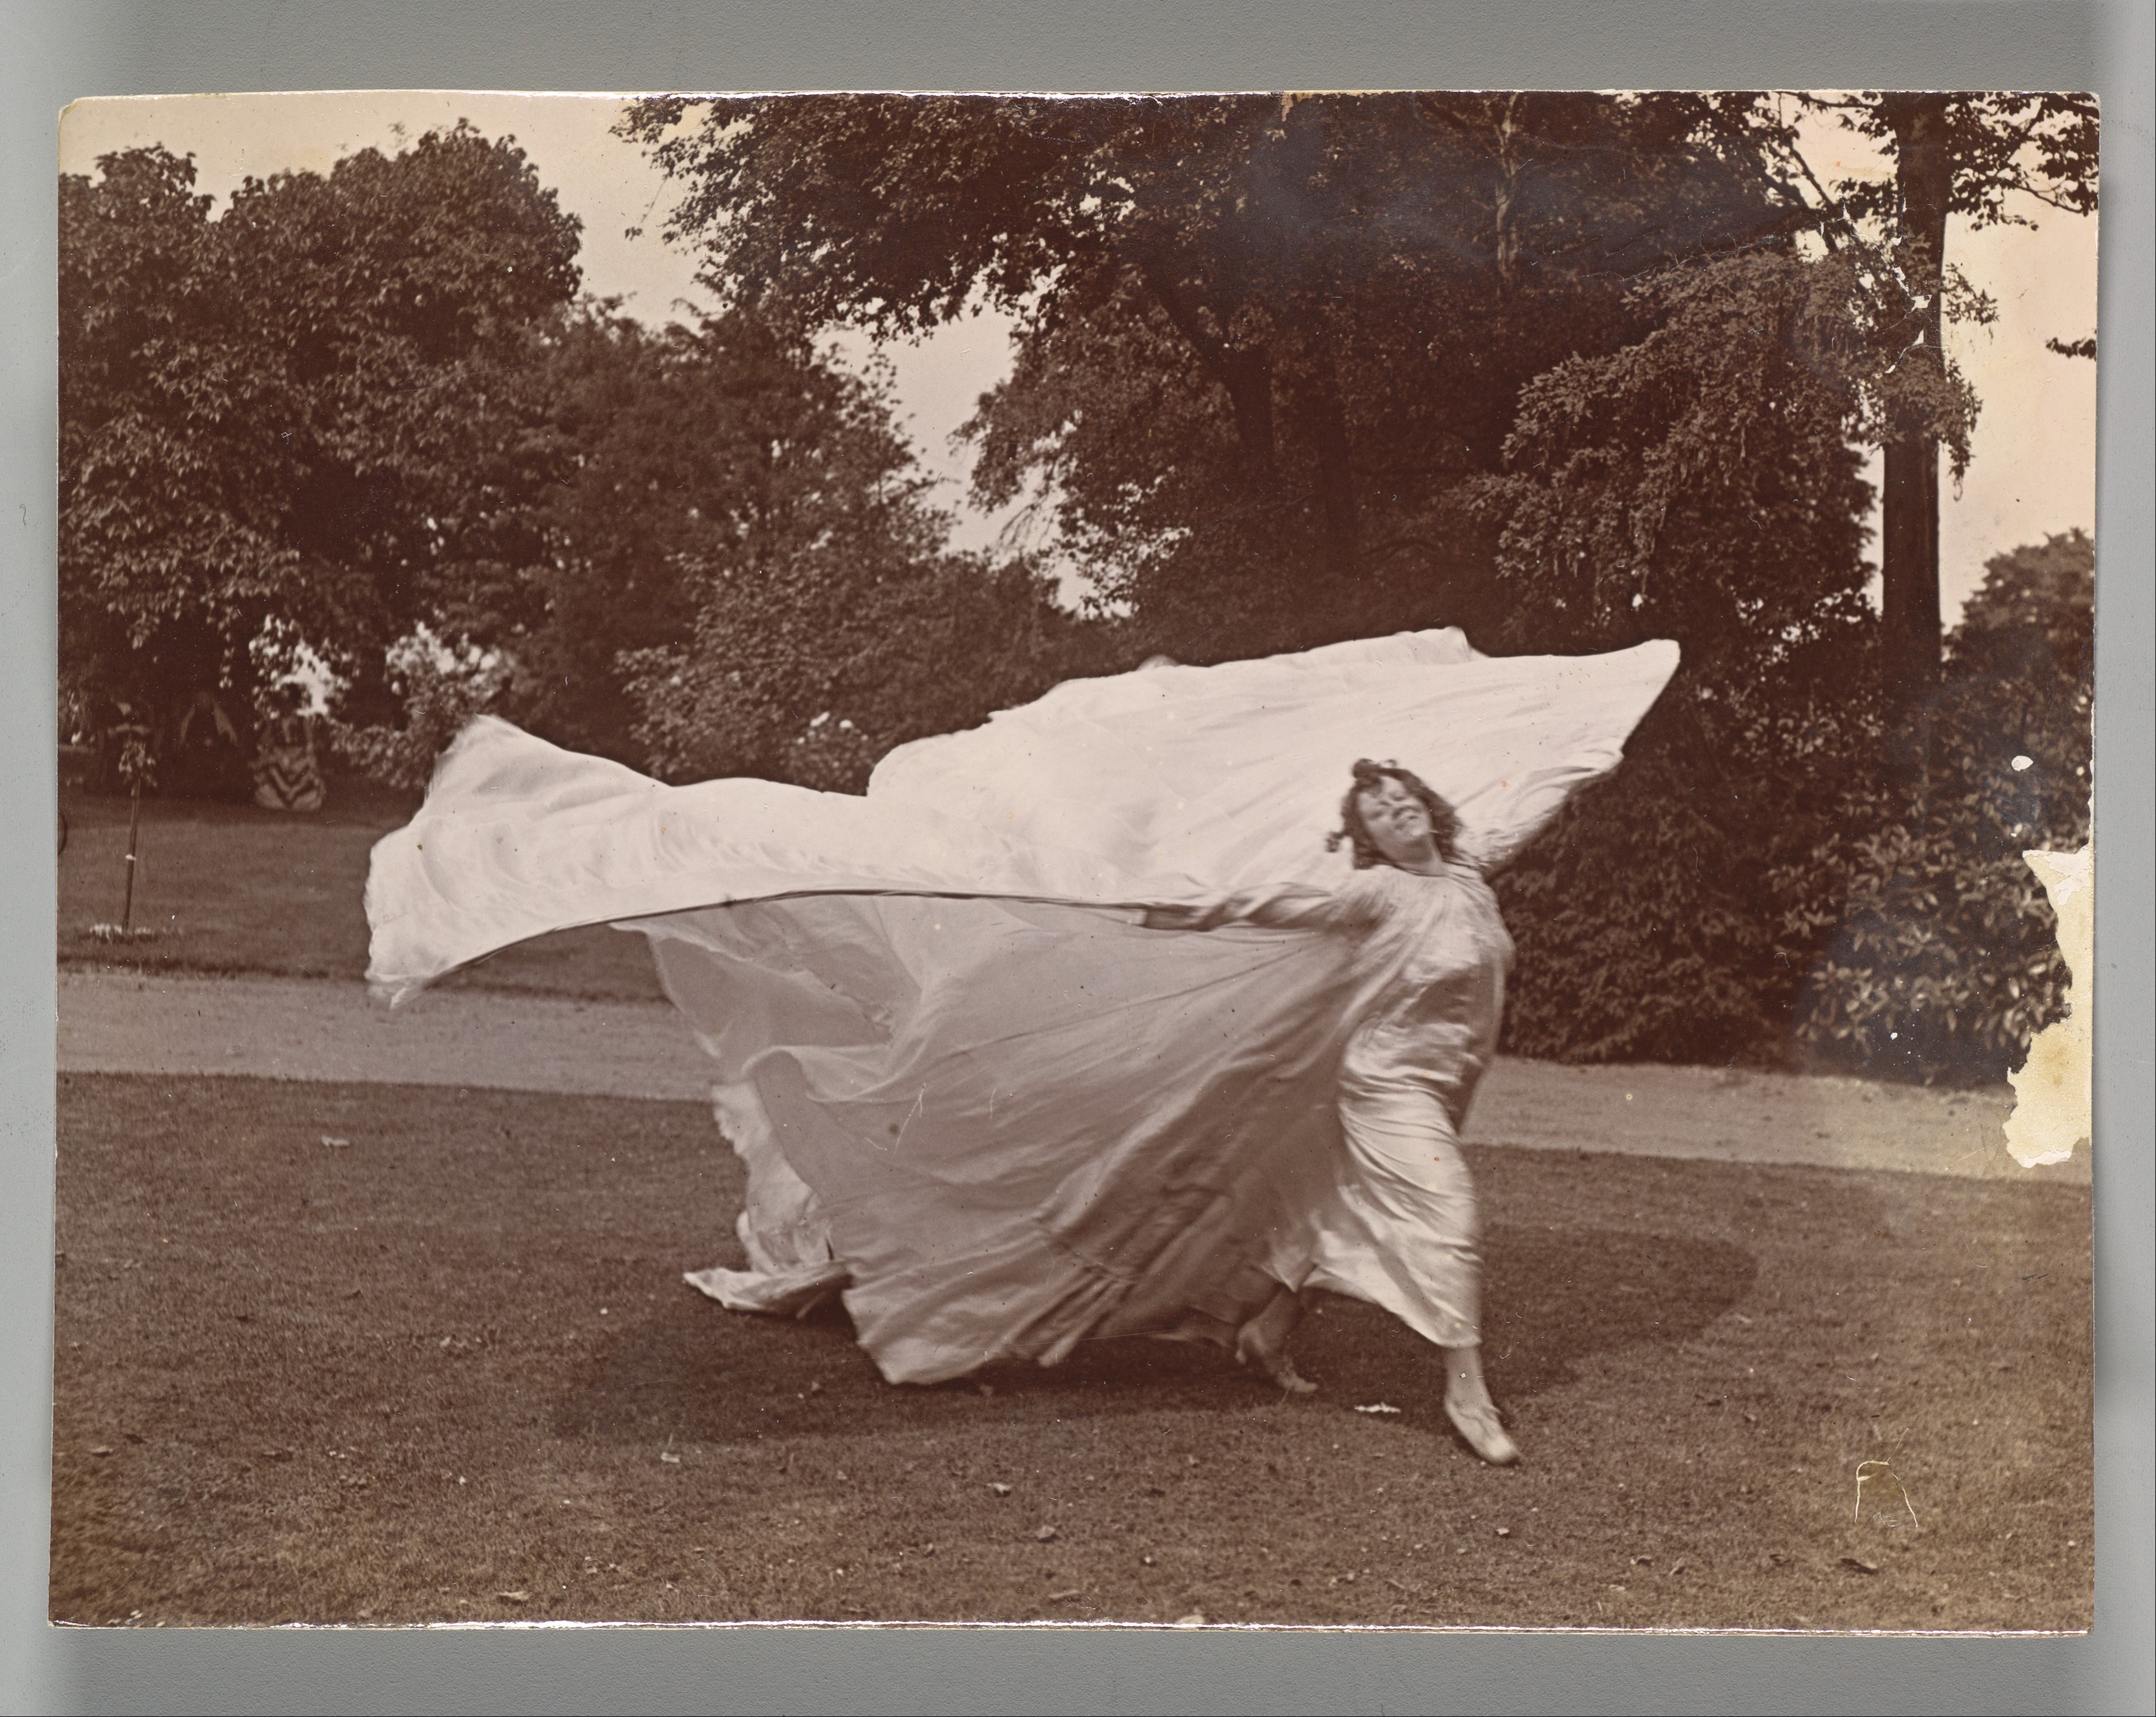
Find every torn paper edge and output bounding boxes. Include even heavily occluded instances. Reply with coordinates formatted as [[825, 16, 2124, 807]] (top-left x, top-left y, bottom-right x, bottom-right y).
[[2004, 845, 2092, 1168]]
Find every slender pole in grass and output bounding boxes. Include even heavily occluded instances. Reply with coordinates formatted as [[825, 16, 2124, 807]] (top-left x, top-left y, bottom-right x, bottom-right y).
[[116, 735, 154, 937], [120, 785, 141, 933]]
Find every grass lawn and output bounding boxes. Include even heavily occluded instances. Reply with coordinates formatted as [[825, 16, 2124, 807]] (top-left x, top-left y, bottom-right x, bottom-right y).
[[57, 789, 663, 1001], [52, 1074, 2092, 1631]]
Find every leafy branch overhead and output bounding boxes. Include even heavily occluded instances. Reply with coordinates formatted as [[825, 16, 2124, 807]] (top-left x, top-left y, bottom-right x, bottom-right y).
[[619, 92, 1803, 653]]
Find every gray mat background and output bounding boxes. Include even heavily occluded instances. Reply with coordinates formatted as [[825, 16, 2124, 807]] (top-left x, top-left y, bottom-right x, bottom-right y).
[[4, 4, 2150, 1712]]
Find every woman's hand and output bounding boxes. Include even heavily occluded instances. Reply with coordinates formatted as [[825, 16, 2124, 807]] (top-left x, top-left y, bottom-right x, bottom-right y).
[[1144, 891, 1278, 931], [1149, 887, 1336, 931], [1141, 902, 1215, 930]]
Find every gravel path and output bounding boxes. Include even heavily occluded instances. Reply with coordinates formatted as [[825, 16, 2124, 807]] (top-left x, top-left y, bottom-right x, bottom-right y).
[[56, 969, 2081, 1183]]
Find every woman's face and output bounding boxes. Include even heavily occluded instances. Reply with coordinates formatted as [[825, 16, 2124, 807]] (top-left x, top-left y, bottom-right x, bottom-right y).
[[1356, 778, 1439, 867]]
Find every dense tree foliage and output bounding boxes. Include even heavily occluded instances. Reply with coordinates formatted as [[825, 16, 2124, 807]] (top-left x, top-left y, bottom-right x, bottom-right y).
[[60, 129, 583, 752], [327, 300, 1099, 795], [621, 92, 1802, 660], [1468, 249, 1886, 1065], [542, 311, 1100, 789], [1789, 529, 2093, 1079], [63, 129, 1085, 799], [1463, 233, 2090, 1076], [1471, 251, 1878, 683], [1497, 523, 2093, 1078]]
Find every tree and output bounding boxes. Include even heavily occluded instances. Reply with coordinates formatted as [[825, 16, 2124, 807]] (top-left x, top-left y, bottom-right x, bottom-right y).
[[619, 92, 1799, 662], [1479, 231, 2095, 1077], [60, 145, 282, 743], [1469, 247, 1888, 1065], [589, 313, 1101, 789], [325, 298, 1104, 795], [1762, 94, 2098, 719], [63, 127, 1091, 798], [59, 126, 583, 764], [1472, 250, 1877, 687]]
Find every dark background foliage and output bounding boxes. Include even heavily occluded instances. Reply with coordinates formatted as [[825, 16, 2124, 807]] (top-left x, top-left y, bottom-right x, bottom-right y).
[[1497, 529, 2092, 1081], [59, 94, 2098, 1080]]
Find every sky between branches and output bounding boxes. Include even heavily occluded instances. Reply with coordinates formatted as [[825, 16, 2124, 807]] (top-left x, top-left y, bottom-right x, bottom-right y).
[[60, 90, 2100, 624]]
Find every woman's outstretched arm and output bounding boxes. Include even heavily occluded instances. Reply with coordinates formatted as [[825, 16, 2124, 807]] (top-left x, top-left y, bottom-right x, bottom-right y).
[[1142, 877, 1372, 932]]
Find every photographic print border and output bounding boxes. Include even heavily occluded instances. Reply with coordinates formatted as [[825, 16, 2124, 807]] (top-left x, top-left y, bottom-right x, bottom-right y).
[[6, 2, 2150, 1712]]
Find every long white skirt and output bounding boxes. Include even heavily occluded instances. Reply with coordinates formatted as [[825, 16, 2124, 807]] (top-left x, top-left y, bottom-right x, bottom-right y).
[[658, 894, 1362, 1383], [1301, 1084, 1481, 1350]]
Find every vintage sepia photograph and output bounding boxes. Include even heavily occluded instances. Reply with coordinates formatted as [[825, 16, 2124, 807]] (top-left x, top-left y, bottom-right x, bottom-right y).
[[52, 87, 2097, 1633]]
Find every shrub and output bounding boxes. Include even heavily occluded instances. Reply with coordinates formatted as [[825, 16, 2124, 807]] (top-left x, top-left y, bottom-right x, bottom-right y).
[[328, 635, 510, 795], [1499, 531, 2092, 1083], [1496, 741, 1786, 1065], [1787, 531, 2092, 1083]]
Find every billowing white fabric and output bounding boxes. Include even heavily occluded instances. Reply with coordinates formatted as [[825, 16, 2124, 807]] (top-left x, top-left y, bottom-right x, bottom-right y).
[[868, 631, 1680, 882], [363, 726, 1213, 1006], [363, 632, 1678, 1384], [366, 634, 1678, 1001], [649, 894, 1361, 1379]]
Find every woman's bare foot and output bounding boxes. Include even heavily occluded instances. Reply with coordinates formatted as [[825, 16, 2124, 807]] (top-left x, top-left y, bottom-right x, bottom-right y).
[[1238, 1328, 1318, 1394], [1443, 1395, 1520, 1465], [1236, 1289, 1317, 1395], [1439, 1344, 1519, 1464]]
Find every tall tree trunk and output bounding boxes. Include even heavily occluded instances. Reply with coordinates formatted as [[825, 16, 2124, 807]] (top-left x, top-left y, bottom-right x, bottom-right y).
[[1294, 325, 1361, 587], [1134, 255, 1278, 482], [1218, 347, 1280, 479], [1879, 433, 1940, 704], [1491, 93, 1527, 296], [1878, 94, 1952, 731]]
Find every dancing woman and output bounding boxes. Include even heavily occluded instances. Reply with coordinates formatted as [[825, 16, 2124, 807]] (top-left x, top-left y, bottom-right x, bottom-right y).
[[1162, 760, 1517, 1463], [365, 631, 1675, 1460]]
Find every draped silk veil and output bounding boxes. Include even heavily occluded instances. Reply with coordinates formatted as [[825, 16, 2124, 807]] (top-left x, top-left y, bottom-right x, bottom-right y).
[[365, 631, 1679, 1383]]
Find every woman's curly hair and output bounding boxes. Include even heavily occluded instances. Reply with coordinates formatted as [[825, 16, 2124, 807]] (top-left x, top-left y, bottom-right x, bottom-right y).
[[1325, 758, 1458, 869]]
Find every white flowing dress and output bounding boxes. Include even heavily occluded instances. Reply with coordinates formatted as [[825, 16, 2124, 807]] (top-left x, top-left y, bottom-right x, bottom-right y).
[[1245, 860, 1512, 1352], [365, 630, 1676, 1383]]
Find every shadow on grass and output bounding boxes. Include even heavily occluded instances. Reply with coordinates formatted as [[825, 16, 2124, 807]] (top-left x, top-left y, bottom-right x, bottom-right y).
[[553, 1223, 1756, 1447]]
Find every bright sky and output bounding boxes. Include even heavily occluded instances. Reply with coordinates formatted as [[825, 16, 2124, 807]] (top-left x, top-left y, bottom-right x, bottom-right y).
[[60, 91, 2099, 622]]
